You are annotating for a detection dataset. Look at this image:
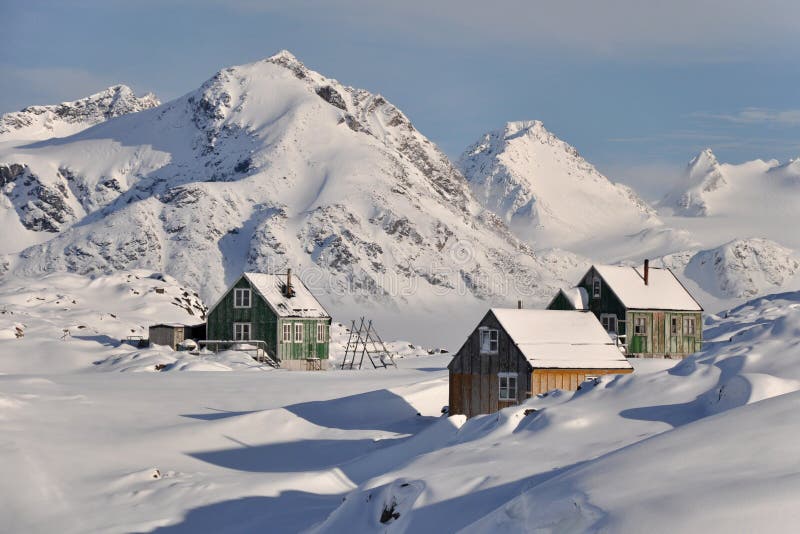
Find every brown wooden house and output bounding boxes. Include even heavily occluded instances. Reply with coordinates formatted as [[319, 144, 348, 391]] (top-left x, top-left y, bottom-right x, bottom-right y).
[[448, 309, 633, 418], [548, 261, 703, 358]]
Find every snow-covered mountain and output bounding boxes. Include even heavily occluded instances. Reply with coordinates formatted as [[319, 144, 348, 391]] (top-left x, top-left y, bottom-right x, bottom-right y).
[[0, 52, 583, 345], [0, 85, 160, 142], [683, 238, 800, 299], [660, 148, 800, 220], [458, 121, 662, 254]]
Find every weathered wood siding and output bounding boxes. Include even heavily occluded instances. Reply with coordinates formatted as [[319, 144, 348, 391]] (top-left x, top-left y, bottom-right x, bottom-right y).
[[448, 311, 532, 418], [580, 268, 629, 337], [531, 368, 633, 395], [547, 292, 576, 311], [277, 318, 331, 360], [207, 276, 331, 361], [149, 325, 184, 349], [207, 277, 278, 352], [627, 310, 702, 358]]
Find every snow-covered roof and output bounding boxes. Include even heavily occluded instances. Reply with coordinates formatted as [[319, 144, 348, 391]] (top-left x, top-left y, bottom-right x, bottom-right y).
[[491, 309, 632, 370], [244, 272, 330, 318], [593, 265, 702, 311], [560, 287, 588, 310]]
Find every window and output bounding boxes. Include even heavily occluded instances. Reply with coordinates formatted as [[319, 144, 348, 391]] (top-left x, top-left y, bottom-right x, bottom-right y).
[[234, 288, 251, 308], [634, 317, 647, 335], [317, 322, 326, 343], [671, 316, 679, 335], [282, 323, 292, 343], [600, 314, 617, 333], [592, 278, 601, 298], [683, 317, 696, 336], [499, 373, 517, 401], [294, 323, 303, 343], [233, 322, 251, 341], [479, 327, 499, 354]]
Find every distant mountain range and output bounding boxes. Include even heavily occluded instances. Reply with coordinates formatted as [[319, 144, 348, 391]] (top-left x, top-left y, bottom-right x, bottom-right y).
[[1, 51, 798, 343]]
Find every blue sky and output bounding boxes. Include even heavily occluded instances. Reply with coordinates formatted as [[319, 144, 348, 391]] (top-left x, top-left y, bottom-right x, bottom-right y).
[[2, 0, 799, 198]]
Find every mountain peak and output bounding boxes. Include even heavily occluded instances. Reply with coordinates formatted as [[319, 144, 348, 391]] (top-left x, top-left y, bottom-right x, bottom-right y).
[[458, 120, 657, 250], [264, 49, 309, 79], [0, 84, 160, 141], [688, 148, 719, 174], [268, 49, 300, 62]]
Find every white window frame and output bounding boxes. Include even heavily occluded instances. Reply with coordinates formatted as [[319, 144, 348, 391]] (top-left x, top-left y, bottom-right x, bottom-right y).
[[282, 323, 292, 343], [316, 322, 326, 343], [233, 288, 251, 309], [634, 316, 648, 335], [499, 372, 517, 402], [479, 327, 499, 354], [294, 322, 303, 343], [233, 322, 251, 341], [600, 314, 617, 334], [683, 317, 696, 336], [592, 278, 601, 299]]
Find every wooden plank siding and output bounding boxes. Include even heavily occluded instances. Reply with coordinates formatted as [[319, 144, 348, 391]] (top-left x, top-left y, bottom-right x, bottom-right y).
[[547, 291, 576, 311], [207, 276, 331, 362], [447, 311, 532, 418], [627, 310, 702, 358], [530, 368, 633, 396], [549, 266, 703, 359]]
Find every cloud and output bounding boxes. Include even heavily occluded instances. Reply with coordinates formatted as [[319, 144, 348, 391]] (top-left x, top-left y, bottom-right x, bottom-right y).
[[694, 108, 800, 126]]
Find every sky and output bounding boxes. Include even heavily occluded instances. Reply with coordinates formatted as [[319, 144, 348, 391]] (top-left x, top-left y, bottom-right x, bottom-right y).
[[2, 0, 800, 199]]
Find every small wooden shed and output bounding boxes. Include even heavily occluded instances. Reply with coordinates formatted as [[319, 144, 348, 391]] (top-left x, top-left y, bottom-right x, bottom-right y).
[[148, 323, 206, 350], [448, 309, 633, 418]]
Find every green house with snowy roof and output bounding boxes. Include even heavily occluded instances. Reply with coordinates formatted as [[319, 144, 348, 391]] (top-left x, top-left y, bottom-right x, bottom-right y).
[[206, 270, 331, 370], [547, 261, 703, 359]]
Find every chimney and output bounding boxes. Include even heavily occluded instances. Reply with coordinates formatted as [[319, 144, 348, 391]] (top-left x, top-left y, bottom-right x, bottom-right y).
[[644, 259, 650, 286], [286, 268, 294, 297], [517, 300, 522, 309]]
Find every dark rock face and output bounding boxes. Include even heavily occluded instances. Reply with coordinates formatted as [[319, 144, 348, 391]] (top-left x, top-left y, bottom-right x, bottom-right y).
[[0, 163, 26, 187], [315, 85, 347, 111], [0, 163, 77, 232]]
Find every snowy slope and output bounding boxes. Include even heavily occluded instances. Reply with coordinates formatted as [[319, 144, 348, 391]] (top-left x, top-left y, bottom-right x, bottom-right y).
[[316, 291, 800, 532], [0, 52, 585, 346], [2, 281, 800, 532], [457, 121, 681, 258], [0, 85, 160, 142], [0, 270, 205, 373]]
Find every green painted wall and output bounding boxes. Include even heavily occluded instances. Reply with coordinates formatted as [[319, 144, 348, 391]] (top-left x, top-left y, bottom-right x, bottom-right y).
[[547, 292, 576, 311], [627, 310, 702, 357], [551, 267, 703, 358], [207, 276, 331, 360], [580, 268, 628, 337], [277, 318, 330, 360]]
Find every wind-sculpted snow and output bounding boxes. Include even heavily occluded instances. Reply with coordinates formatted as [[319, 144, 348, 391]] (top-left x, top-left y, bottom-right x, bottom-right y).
[[316, 291, 800, 532], [2, 289, 800, 532]]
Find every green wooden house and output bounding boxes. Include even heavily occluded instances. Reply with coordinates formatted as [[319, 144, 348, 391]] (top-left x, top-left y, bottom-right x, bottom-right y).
[[206, 270, 332, 370], [547, 261, 703, 359]]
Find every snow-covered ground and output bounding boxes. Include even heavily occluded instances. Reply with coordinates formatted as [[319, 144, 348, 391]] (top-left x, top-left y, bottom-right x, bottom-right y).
[[2, 267, 800, 532]]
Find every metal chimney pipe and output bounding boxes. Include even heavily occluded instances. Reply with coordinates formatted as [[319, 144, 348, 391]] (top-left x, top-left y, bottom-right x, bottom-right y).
[[644, 259, 649, 286], [517, 300, 522, 309], [286, 268, 293, 297]]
